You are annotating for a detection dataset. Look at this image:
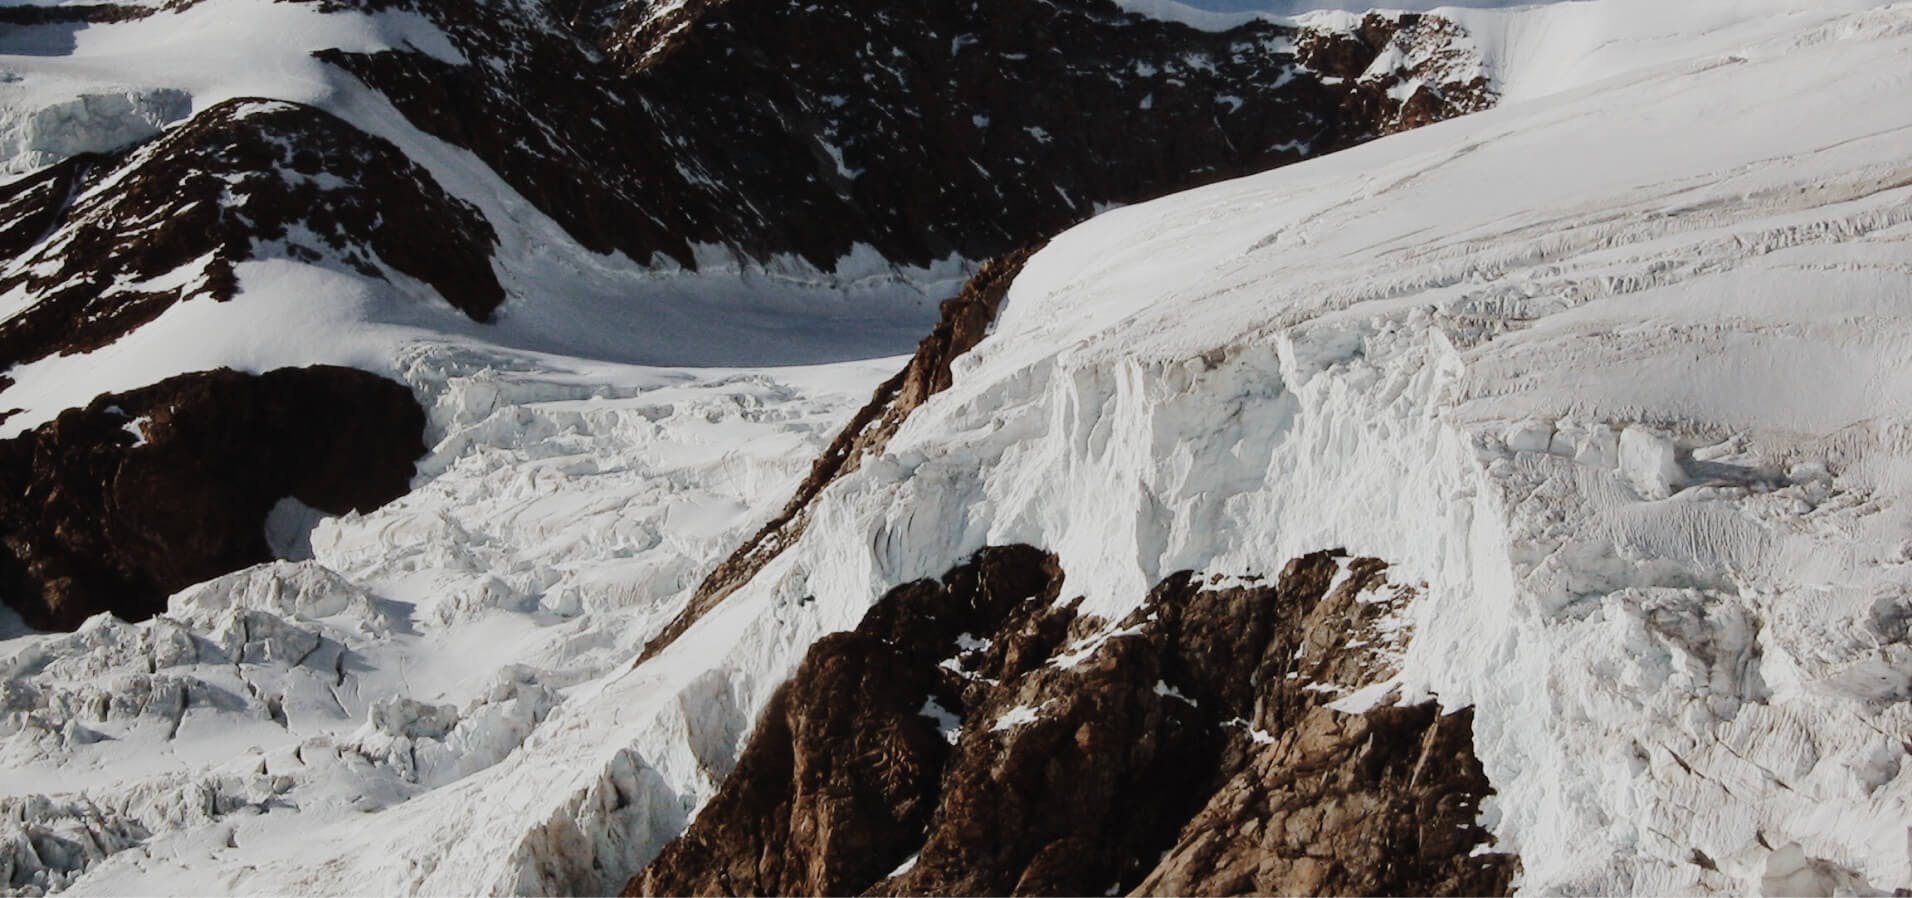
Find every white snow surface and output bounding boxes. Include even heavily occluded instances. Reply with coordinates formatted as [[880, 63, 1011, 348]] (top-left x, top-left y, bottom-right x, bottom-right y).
[[0, 0, 1908, 895]]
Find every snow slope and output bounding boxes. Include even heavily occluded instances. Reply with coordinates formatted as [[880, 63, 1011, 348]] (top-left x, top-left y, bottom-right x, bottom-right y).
[[1124, 0, 1891, 104], [2, 0, 1909, 895]]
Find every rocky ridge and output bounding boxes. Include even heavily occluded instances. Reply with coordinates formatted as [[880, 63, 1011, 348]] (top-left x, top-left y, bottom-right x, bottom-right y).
[[629, 547, 1517, 896], [321, 0, 1494, 271], [0, 97, 501, 376]]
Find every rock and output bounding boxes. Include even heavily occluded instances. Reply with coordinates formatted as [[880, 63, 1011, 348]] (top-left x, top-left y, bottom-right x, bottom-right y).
[[318, 0, 1494, 272], [627, 548, 1518, 896], [0, 98, 502, 373], [0, 366, 427, 631]]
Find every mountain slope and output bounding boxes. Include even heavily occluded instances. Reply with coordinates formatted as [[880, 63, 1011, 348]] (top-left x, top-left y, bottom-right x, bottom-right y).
[[0, 0, 1497, 642], [0, 0, 1907, 896]]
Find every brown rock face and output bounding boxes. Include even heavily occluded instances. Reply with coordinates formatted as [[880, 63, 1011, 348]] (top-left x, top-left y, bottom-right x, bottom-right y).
[[317, 0, 1495, 273], [0, 366, 427, 631], [0, 4, 150, 26], [0, 98, 502, 373], [627, 548, 1519, 897]]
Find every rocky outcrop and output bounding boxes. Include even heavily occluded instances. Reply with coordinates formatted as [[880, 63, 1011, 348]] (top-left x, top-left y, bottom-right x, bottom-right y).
[[627, 547, 1519, 896], [0, 4, 151, 26], [319, 0, 1494, 272], [0, 366, 427, 631], [0, 97, 501, 372]]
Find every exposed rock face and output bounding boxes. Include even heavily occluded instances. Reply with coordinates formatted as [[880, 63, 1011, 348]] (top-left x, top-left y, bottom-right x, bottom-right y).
[[0, 4, 151, 27], [641, 245, 1043, 662], [320, 0, 1494, 271], [0, 366, 427, 631], [0, 97, 501, 371], [628, 547, 1519, 897]]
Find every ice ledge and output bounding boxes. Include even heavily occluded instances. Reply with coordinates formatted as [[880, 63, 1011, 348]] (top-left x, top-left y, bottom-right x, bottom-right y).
[[0, 87, 191, 176]]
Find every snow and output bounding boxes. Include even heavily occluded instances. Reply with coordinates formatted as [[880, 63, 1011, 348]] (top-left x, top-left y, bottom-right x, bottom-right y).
[[0, 0, 463, 175], [1223, 716, 1277, 744], [1117, 0, 1892, 107], [1152, 680, 1198, 706], [918, 697, 963, 744], [0, 348, 900, 894], [0, 0, 1909, 895], [0, 87, 190, 175], [990, 703, 1044, 732]]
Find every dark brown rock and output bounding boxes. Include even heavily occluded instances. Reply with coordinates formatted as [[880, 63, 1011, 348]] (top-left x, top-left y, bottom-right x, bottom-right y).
[[317, 0, 1494, 273], [0, 366, 427, 631], [0, 4, 151, 26], [0, 98, 501, 373], [0, 153, 104, 263], [628, 548, 1519, 897], [1137, 704, 1513, 897]]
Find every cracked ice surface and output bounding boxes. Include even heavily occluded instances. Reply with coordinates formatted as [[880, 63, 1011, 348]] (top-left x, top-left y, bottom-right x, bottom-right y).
[[0, 345, 898, 896]]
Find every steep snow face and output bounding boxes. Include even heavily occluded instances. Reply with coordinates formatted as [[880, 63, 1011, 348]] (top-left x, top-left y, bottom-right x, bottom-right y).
[[644, 4, 1912, 895], [0, 88, 189, 176]]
